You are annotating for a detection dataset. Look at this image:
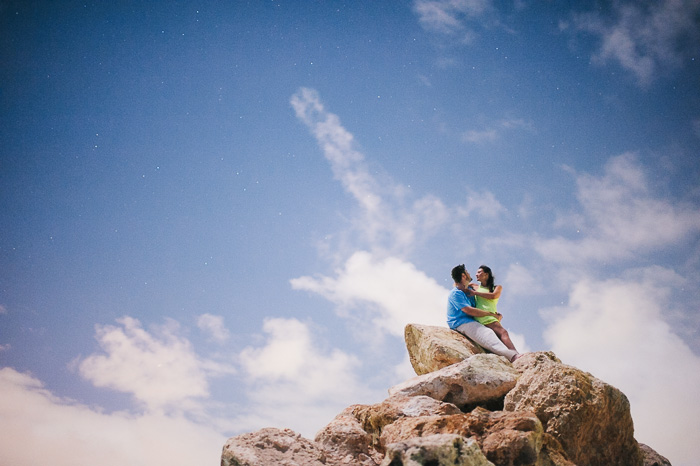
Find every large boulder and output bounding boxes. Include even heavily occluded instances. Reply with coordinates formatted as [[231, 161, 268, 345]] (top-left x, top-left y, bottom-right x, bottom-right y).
[[405, 323, 484, 375], [504, 352, 643, 466], [379, 407, 569, 466], [221, 427, 329, 466], [313, 406, 377, 465], [316, 394, 463, 463], [388, 353, 519, 409]]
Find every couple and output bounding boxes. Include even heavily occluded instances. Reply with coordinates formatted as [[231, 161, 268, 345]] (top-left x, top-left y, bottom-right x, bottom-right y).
[[447, 264, 522, 363]]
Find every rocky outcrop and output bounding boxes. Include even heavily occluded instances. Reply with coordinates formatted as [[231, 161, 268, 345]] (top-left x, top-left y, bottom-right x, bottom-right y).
[[221, 324, 671, 466], [504, 352, 642, 466], [405, 323, 484, 375]]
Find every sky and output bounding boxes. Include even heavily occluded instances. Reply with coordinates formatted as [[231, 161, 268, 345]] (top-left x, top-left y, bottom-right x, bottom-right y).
[[1, 1, 699, 465]]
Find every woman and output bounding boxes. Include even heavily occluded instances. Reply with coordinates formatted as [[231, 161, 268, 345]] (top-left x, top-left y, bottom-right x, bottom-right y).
[[469, 265, 519, 354]]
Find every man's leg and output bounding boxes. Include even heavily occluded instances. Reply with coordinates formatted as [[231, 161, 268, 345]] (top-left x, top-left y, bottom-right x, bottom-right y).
[[456, 321, 518, 362], [485, 322, 517, 352]]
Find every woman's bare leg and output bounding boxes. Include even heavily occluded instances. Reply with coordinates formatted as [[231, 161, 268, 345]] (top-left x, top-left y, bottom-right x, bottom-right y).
[[486, 321, 517, 352]]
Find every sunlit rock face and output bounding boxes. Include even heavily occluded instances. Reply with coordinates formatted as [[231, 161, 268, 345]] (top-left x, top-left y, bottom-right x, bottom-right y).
[[404, 323, 485, 375], [388, 353, 519, 409], [221, 427, 328, 466], [221, 324, 669, 466], [504, 351, 643, 466]]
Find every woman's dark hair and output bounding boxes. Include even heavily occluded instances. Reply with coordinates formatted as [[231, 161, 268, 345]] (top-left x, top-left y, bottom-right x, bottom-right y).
[[479, 265, 495, 292], [451, 264, 466, 283]]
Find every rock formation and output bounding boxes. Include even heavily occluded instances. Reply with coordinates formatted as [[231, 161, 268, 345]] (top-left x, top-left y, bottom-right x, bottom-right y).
[[221, 323, 671, 466]]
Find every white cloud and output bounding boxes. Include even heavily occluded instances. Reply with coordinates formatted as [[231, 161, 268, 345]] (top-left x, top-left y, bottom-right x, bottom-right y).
[[197, 313, 230, 343], [574, 0, 700, 86], [462, 128, 498, 143], [503, 263, 544, 297], [77, 317, 233, 412], [535, 153, 700, 264], [0, 304, 7, 314], [458, 189, 506, 219], [508, 331, 530, 354], [413, 0, 491, 35], [462, 118, 533, 144], [693, 118, 700, 139], [235, 317, 382, 438], [291, 251, 447, 338], [0, 367, 226, 466], [541, 267, 700, 466]]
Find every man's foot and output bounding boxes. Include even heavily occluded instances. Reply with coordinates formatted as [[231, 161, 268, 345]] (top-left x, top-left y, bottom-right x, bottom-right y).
[[510, 353, 522, 363]]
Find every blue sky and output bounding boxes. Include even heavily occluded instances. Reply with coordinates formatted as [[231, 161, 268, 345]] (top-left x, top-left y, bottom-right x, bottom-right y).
[[1, 1, 699, 465]]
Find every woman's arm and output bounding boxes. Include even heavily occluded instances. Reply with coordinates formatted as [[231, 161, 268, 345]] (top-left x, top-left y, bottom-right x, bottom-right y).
[[470, 284, 502, 300]]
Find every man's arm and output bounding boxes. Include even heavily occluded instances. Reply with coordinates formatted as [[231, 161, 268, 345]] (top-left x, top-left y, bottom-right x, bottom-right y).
[[461, 305, 501, 319]]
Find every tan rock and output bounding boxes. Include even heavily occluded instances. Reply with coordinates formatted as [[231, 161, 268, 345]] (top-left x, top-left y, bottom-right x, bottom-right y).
[[315, 395, 462, 463], [504, 351, 643, 466], [314, 406, 377, 465], [221, 427, 329, 466], [405, 323, 485, 375], [380, 407, 565, 466], [388, 354, 519, 409], [380, 434, 494, 466], [534, 434, 576, 466]]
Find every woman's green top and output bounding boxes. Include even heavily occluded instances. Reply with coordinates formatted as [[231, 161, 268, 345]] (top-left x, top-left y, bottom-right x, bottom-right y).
[[475, 285, 499, 325]]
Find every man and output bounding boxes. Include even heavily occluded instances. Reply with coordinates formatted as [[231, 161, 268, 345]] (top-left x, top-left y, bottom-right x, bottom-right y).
[[448, 264, 520, 362]]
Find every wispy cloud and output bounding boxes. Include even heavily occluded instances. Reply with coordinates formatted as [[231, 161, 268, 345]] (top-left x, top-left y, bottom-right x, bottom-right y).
[[693, 118, 700, 139], [462, 118, 533, 144], [413, 0, 492, 37], [573, 0, 700, 87], [462, 128, 498, 143], [457, 190, 506, 219], [534, 152, 700, 264], [291, 87, 455, 256]]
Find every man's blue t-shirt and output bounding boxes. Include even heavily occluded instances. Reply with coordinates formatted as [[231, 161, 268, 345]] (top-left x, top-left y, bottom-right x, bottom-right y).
[[447, 287, 476, 329]]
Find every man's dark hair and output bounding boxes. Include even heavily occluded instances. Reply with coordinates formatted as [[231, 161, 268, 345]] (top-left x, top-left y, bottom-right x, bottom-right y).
[[451, 264, 466, 283]]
